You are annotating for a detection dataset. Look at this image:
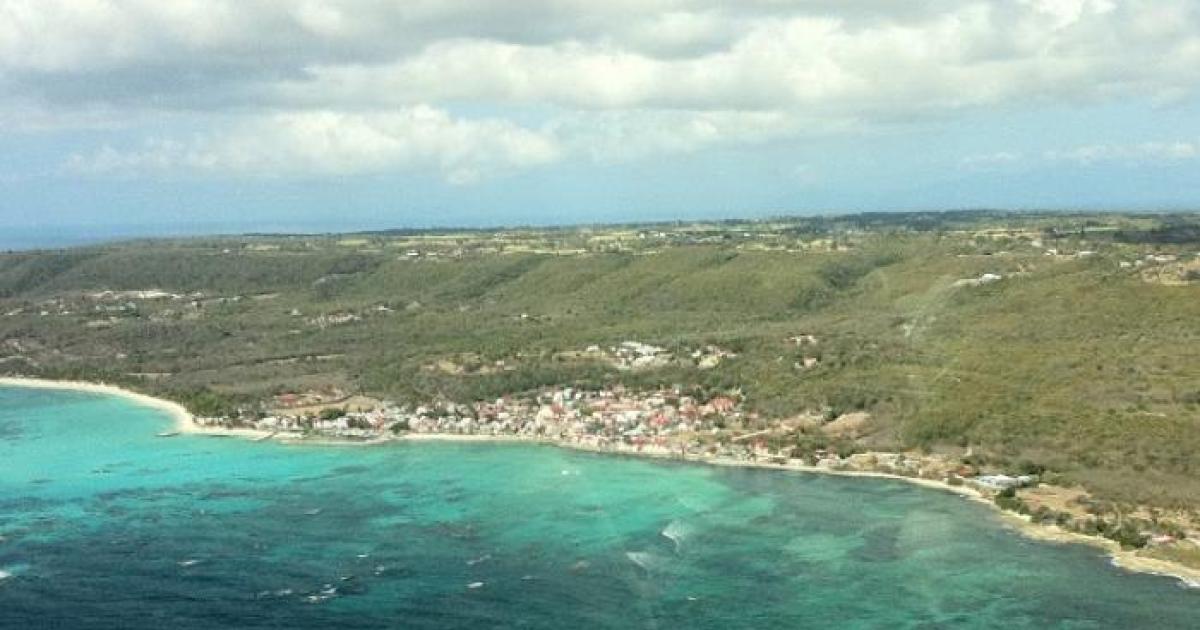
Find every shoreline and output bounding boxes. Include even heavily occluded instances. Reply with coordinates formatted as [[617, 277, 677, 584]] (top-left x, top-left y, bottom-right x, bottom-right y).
[[0, 376, 286, 440], [0, 376, 195, 430], [2, 375, 1198, 587]]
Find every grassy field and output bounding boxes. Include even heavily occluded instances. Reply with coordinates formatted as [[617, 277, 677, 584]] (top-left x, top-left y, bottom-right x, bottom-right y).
[[2, 211, 1199, 507]]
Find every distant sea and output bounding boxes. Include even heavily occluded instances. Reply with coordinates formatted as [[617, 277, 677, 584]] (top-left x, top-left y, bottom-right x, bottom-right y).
[[2, 386, 1198, 629], [0, 226, 123, 251], [0, 222, 389, 252], [0, 224, 240, 252]]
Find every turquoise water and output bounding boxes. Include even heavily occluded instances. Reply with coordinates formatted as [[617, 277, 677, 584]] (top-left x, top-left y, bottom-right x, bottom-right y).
[[1, 386, 1198, 628]]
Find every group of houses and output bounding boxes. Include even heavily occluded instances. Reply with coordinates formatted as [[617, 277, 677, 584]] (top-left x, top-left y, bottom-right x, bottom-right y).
[[573, 341, 737, 371], [192, 377, 1057, 500], [196, 385, 749, 448], [196, 383, 1019, 484]]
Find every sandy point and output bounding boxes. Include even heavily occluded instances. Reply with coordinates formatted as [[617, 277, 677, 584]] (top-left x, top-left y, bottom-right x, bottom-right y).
[[0, 376, 196, 433]]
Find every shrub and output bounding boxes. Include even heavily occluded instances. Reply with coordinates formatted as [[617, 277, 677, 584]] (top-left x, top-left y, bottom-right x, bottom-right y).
[[1017, 460, 1047, 476], [994, 487, 1025, 513], [1107, 522, 1149, 549]]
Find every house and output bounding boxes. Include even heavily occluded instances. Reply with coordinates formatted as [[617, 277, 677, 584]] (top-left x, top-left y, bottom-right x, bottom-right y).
[[970, 474, 1037, 491], [789, 334, 818, 346], [709, 396, 736, 413]]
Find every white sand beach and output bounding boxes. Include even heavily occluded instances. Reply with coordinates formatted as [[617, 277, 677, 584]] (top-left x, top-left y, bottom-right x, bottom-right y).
[[0, 377, 194, 430]]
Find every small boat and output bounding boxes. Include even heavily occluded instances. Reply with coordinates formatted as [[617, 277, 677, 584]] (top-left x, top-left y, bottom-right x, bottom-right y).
[[156, 431, 180, 438], [467, 581, 484, 590]]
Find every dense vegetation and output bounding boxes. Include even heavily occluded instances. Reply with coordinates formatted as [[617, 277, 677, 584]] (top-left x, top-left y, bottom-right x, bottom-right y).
[[2, 211, 1199, 508]]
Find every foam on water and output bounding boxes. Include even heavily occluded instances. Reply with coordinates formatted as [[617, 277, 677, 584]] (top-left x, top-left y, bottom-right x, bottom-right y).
[[626, 551, 667, 572], [661, 519, 693, 552]]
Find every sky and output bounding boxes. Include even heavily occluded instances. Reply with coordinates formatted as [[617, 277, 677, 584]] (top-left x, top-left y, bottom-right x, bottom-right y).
[[2, 0, 1200, 236]]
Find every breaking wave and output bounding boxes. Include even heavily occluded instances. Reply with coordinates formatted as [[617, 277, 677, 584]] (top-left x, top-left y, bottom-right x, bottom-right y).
[[661, 520, 693, 552], [625, 551, 666, 572]]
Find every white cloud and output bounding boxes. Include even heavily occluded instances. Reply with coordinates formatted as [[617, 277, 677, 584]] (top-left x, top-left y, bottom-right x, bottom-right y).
[[4, 0, 1199, 179], [963, 141, 1198, 170], [278, 1, 1200, 114], [791, 164, 820, 187], [64, 107, 814, 182], [1018, 0, 1116, 29], [547, 109, 835, 163], [65, 107, 561, 184], [11, 1, 1192, 111], [960, 152, 1024, 170], [1045, 141, 1199, 164]]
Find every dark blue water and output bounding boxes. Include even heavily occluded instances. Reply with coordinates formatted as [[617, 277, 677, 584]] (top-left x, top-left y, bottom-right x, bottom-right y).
[[2, 385, 1198, 628]]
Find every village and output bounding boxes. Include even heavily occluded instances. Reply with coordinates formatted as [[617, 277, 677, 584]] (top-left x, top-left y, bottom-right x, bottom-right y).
[[189, 378, 1193, 555], [196, 383, 748, 452], [194, 381, 1042, 496]]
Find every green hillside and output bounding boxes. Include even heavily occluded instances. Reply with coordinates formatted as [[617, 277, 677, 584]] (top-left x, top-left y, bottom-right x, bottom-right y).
[[2, 212, 1199, 506]]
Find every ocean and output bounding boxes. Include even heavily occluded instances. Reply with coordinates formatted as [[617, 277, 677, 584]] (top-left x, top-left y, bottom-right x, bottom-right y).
[[0, 224, 293, 252], [1, 385, 1198, 628]]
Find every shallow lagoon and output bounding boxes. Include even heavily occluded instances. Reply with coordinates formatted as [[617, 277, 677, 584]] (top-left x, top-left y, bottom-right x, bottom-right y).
[[2, 386, 1198, 629]]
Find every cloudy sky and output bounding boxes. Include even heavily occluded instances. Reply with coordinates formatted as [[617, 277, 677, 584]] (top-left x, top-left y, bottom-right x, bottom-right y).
[[3, 0, 1200, 233]]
